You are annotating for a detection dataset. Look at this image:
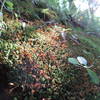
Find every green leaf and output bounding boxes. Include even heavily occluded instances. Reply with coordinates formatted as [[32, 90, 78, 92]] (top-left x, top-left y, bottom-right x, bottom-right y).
[[5, 1, 14, 9], [68, 57, 80, 65], [87, 69, 100, 85], [14, 13, 18, 18]]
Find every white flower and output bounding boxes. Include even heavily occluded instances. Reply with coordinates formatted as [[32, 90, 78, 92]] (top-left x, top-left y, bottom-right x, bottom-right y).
[[22, 22, 26, 29]]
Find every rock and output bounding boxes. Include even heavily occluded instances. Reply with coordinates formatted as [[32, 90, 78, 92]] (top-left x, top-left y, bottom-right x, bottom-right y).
[[77, 56, 88, 65]]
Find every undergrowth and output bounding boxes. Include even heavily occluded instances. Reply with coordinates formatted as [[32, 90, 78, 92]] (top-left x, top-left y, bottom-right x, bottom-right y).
[[0, 17, 100, 100]]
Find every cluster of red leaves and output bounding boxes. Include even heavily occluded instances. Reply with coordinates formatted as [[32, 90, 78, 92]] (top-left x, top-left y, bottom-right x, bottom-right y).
[[14, 23, 71, 95]]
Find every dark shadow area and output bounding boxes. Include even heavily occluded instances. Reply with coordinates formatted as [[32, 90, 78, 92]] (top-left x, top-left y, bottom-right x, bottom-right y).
[[0, 64, 10, 100]]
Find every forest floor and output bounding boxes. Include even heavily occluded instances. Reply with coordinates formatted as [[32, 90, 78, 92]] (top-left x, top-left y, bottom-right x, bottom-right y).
[[0, 15, 100, 100]]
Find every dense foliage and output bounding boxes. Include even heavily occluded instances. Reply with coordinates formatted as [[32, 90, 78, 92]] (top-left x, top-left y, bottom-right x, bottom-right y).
[[0, 0, 100, 100]]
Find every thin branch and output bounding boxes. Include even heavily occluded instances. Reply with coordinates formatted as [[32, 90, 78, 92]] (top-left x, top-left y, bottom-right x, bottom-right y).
[[0, 0, 6, 12]]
